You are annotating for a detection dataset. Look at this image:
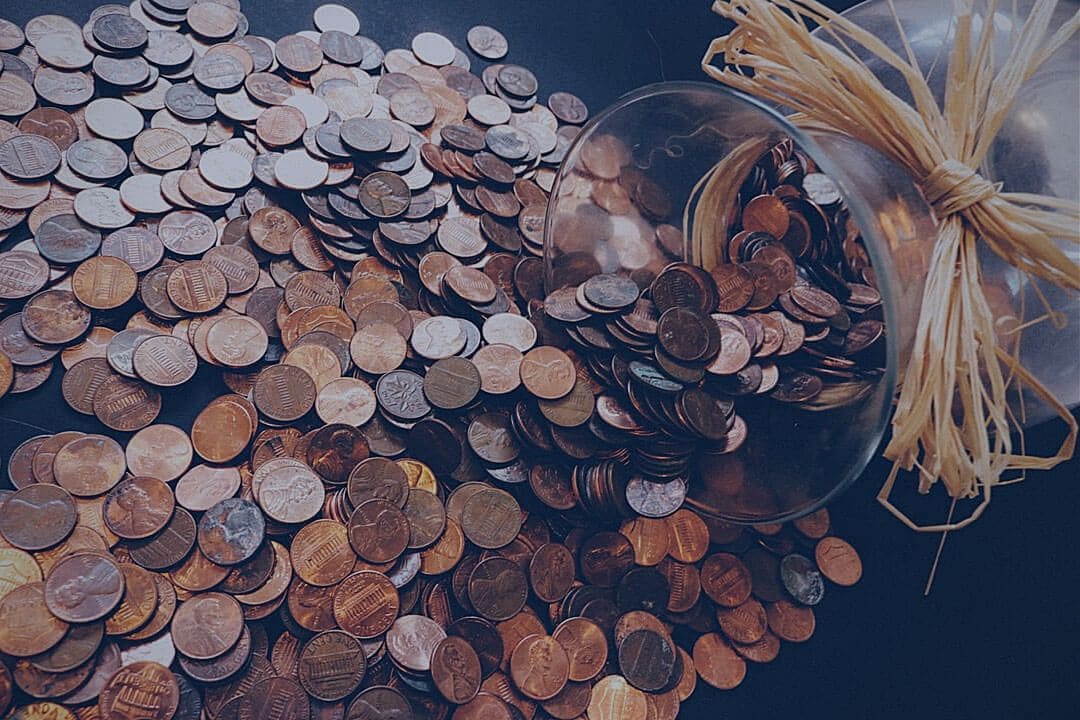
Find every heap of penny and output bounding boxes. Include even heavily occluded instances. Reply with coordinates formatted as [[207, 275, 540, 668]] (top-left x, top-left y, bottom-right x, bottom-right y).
[[0, 2, 866, 720]]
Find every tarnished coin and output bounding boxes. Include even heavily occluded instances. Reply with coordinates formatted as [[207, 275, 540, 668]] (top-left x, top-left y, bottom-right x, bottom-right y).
[[467, 25, 508, 60], [298, 630, 367, 702], [198, 498, 266, 566], [172, 592, 244, 660]]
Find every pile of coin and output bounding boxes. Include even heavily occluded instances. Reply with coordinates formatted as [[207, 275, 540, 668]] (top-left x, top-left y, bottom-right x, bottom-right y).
[[0, 2, 866, 719]]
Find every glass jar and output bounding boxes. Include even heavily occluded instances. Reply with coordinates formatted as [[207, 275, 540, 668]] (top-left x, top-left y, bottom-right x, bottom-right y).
[[542, 0, 1077, 524]]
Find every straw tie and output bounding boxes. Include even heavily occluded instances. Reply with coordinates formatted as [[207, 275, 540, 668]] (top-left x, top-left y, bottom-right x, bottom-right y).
[[920, 159, 1001, 218]]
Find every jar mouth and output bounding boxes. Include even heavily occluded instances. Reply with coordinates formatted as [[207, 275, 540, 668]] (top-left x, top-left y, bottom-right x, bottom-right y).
[[544, 80, 902, 524]]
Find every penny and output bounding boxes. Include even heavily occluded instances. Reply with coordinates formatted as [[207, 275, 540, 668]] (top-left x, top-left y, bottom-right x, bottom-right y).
[[199, 497, 266, 566], [93, 374, 161, 431], [171, 592, 244, 661], [766, 599, 816, 642], [588, 675, 647, 720], [22, 290, 90, 344], [0, 134, 61, 181], [43, 552, 124, 624], [297, 630, 366, 702], [347, 457, 409, 509], [357, 171, 410, 219], [814, 536, 862, 586], [693, 632, 746, 689], [467, 25, 508, 60], [519, 345, 575, 399], [103, 475, 174, 540], [132, 334, 199, 387], [0, 251, 49, 300], [332, 570, 399, 639], [700, 553, 753, 608], [206, 315, 269, 367], [0, 583, 67, 657], [579, 531, 635, 588], [71, 256, 138, 310], [717, 597, 768, 645], [528, 542, 575, 604], [459, 485, 522, 549], [99, 661, 179, 720], [306, 424, 368, 485], [548, 91, 589, 124], [347, 498, 409, 564], [254, 363, 317, 422], [468, 556, 527, 622], [28, 620, 103, 675], [473, 343, 523, 395], [103, 562, 158, 636], [290, 520, 355, 587], [256, 458, 325, 524], [312, 377, 374, 427], [551, 617, 608, 683], [387, 614, 445, 673], [125, 424, 192, 483], [178, 623, 252, 684], [118, 534, 181, 592], [0, 484, 77, 552]]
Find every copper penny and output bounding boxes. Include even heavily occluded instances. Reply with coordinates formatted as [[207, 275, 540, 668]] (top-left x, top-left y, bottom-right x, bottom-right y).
[[692, 632, 746, 689], [468, 556, 527, 622], [129, 507, 197, 572], [348, 498, 409, 564], [98, 661, 179, 720], [298, 630, 367, 702], [22, 289, 91, 345], [332, 570, 399, 639], [588, 675, 647, 720], [347, 457, 409, 509], [98, 474, 173, 540], [93, 375, 161, 432], [472, 343, 523, 395], [192, 397, 254, 463], [43, 552, 124, 624], [717, 598, 768, 645], [551, 617, 608, 682], [519, 345, 575, 400], [71, 256, 138, 310], [0, 484, 77, 551], [701, 553, 753, 608], [460, 487, 522, 550], [528, 542, 575, 603], [290, 519, 355, 587], [431, 634, 482, 704], [0, 583, 68, 657], [132, 335, 199, 387], [814, 536, 862, 586], [316, 377, 377, 426], [172, 592, 244, 660], [766, 599, 816, 642], [167, 261, 229, 314], [254, 364, 316, 422]]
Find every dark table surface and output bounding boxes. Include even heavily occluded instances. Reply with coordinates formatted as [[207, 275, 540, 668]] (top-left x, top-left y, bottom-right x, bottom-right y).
[[1, 1, 1077, 718]]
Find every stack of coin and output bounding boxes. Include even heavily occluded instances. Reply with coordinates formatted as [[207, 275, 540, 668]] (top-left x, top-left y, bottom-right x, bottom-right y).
[[0, 2, 868, 718]]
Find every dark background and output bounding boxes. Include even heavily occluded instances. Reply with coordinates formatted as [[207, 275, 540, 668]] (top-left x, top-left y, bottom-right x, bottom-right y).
[[2, 1, 1078, 718]]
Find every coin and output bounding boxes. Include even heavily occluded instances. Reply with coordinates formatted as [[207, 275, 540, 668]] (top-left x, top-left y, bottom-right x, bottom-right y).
[[0, 583, 67, 657], [171, 592, 244, 661], [467, 25, 508, 60], [103, 475, 175, 540], [198, 498, 266, 566], [332, 570, 398, 639], [0, 484, 77, 552], [693, 632, 746, 689], [44, 552, 124, 623], [99, 661, 179, 720], [298, 630, 366, 702], [814, 536, 862, 586]]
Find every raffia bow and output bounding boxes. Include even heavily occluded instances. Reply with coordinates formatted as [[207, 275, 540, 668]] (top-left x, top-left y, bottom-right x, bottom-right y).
[[702, 0, 1080, 531]]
